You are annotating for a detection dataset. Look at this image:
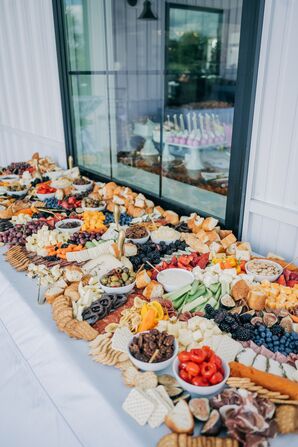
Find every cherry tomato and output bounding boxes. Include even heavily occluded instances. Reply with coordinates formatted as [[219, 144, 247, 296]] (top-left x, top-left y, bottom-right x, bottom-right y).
[[189, 349, 206, 364], [178, 351, 190, 363], [209, 371, 224, 385], [179, 369, 191, 383], [191, 376, 209, 387], [202, 346, 212, 361], [209, 354, 222, 369], [186, 361, 200, 376], [201, 362, 217, 379], [178, 362, 188, 371]]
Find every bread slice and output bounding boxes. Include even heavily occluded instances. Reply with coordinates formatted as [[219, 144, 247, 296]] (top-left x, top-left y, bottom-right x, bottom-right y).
[[136, 270, 151, 289], [143, 280, 164, 299], [165, 400, 194, 434], [221, 233, 237, 249], [202, 217, 218, 231], [64, 265, 83, 282]]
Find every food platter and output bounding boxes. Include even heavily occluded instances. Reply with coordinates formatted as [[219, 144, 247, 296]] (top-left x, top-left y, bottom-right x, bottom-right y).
[[0, 152, 298, 446]]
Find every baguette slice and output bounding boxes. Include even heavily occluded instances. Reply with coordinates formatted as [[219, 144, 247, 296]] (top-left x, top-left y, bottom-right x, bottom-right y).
[[165, 400, 194, 434]]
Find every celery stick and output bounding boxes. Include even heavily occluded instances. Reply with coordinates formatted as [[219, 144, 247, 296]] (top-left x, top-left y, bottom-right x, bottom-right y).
[[163, 284, 192, 301]]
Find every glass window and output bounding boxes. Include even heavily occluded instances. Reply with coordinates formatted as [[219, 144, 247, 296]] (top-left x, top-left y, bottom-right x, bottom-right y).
[[59, 0, 259, 226]]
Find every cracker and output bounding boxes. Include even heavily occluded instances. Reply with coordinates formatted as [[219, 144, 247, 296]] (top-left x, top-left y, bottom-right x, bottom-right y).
[[122, 388, 155, 426], [122, 366, 139, 387], [146, 388, 170, 428], [111, 326, 132, 352], [115, 359, 133, 370], [157, 433, 178, 447], [156, 385, 174, 410], [135, 371, 158, 390], [178, 434, 188, 447]]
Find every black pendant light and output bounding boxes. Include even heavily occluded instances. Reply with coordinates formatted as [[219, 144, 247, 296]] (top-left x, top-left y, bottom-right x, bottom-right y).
[[138, 0, 157, 20], [127, 0, 138, 5]]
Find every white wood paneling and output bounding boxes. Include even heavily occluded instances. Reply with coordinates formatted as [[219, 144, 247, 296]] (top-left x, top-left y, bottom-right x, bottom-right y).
[[0, 0, 66, 167], [243, 0, 298, 262]]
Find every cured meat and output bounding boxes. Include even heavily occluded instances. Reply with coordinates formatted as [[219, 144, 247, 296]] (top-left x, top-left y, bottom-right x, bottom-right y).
[[91, 293, 139, 333], [211, 389, 276, 447]]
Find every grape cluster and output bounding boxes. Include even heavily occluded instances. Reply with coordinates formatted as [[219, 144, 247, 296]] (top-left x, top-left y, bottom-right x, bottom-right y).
[[69, 231, 102, 246], [4, 162, 31, 175], [0, 220, 54, 245], [130, 240, 187, 270], [253, 324, 298, 355], [103, 211, 132, 226]]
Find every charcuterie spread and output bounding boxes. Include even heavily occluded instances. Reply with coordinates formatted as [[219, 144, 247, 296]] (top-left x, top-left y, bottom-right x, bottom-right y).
[[1, 152, 298, 447]]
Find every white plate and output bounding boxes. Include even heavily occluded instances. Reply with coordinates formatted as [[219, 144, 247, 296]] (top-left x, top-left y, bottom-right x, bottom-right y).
[[172, 357, 230, 396], [157, 268, 194, 292]]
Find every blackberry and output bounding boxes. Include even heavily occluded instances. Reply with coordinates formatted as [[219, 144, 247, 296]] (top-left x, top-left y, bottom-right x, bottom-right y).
[[204, 304, 216, 318], [214, 312, 227, 324], [243, 323, 254, 331], [223, 315, 235, 325], [271, 325, 284, 336], [219, 322, 231, 333], [240, 313, 253, 323], [234, 327, 253, 341]]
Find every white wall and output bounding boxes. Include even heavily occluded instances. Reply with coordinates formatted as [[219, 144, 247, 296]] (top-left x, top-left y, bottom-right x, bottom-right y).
[[0, 0, 66, 167], [242, 0, 298, 261]]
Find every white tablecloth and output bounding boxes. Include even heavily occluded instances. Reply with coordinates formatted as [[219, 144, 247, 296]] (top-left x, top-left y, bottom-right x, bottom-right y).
[[0, 254, 296, 447]]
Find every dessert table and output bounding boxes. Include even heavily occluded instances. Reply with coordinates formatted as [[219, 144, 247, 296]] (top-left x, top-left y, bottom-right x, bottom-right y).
[[0, 252, 296, 447]]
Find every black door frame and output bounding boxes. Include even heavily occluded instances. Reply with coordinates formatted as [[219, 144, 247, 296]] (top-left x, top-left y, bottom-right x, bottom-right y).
[[52, 0, 265, 237]]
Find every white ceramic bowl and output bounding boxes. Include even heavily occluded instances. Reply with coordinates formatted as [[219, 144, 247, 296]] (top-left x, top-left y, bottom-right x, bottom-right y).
[[0, 175, 19, 183], [6, 188, 28, 197], [82, 204, 106, 212], [128, 335, 179, 372], [150, 234, 180, 246], [36, 192, 56, 201], [126, 233, 150, 245], [99, 280, 136, 295], [55, 218, 82, 234], [73, 182, 92, 192], [157, 268, 194, 292], [245, 259, 283, 282], [172, 357, 230, 396]]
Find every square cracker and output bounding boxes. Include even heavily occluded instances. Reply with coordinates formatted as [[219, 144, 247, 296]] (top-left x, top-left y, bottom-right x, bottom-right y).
[[111, 327, 132, 353], [122, 388, 155, 426], [146, 389, 169, 428], [156, 385, 174, 410]]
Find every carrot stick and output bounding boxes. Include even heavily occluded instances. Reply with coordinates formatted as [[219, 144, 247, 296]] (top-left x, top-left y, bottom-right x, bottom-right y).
[[229, 361, 298, 400]]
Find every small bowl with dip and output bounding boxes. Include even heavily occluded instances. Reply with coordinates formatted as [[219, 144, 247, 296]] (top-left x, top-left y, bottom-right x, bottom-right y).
[[245, 259, 283, 282], [157, 268, 194, 292]]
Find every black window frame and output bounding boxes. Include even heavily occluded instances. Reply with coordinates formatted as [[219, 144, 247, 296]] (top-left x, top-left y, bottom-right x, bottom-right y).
[[52, 0, 264, 237]]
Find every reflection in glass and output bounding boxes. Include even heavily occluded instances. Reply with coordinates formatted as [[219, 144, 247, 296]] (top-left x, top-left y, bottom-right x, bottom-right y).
[[63, 0, 243, 221]]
